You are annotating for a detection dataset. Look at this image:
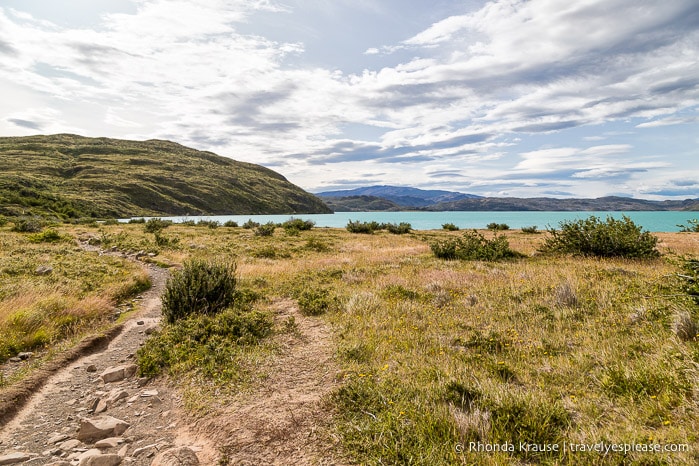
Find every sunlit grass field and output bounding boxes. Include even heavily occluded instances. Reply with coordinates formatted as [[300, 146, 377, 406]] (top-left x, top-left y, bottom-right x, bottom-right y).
[[2, 218, 698, 464]]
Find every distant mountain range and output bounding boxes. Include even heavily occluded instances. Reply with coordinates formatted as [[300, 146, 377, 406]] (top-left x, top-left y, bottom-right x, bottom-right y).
[[317, 185, 481, 210], [317, 186, 699, 212]]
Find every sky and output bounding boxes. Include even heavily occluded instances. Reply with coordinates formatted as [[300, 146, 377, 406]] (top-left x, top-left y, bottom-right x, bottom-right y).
[[0, 0, 698, 199]]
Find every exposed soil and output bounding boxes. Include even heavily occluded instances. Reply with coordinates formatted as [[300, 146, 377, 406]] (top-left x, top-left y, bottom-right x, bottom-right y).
[[196, 299, 347, 466]]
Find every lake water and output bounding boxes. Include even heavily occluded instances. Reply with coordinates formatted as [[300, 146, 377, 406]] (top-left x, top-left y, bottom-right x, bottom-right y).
[[138, 211, 699, 232]]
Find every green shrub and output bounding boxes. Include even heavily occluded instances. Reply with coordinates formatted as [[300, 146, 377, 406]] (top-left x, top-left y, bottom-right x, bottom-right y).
[[298, 289, 337, 316], [385, 222, 412, 234], [305, 237, 330, 252], [521, 225, 538, 234], [487, 222, 510, 231], [282, 218, 315, 231], [27, 228, 67, 243], [154, 231, 179, 248], [161, 258, 237, 323], [102, 218, 119, 225], [678, 219, 699, 232], [254, 222, 276, 237], [346, 220, 382, 234], [223, 220, 239, 227], [539, 215, 659, 258], [137, 307, 272, 379], [431, 230, 523, 261], [180, 220, 196, 226], [144, 217, 172, 233], [128, 217, 146, 224], [197, 219, 220, 229], [11, 217, 44, 233], [677, 257, 699, 305], [442, 223, 459, 231], [242, 219, 260, 229]]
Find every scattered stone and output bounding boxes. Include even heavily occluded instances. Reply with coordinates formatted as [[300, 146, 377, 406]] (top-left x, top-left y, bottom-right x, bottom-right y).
[[78, 453, 122, 466], [35, 265, 53, 275], [8, 357, 20, 363], [94, 399, 108, 414], [46, 462, 72, 466], [150, 447, 199, 466], [58, 439, 82, 451], [86, 365, 98, 373], [117, 445, 128, 458], [107, 390, 129, 405], [144, 327, 157, 335], [48, 434, 70, 444], [100, 364, 138, 383], [77, 416, 130, 442], [132, 444, 158, 457], [137, 377, 149, 387], [66, 399, 77, 406], [94, 438, 124, 450], [140, 390, 158, 397], [0, 452, 31, 465], [17, 352, 33, 360]]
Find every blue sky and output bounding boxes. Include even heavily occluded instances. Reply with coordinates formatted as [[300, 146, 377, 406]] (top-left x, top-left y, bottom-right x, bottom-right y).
[[0, 0, 697, 199]]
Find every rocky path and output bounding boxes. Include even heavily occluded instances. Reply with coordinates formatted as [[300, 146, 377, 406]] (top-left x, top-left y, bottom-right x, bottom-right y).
[[0, 259, 214, 466]]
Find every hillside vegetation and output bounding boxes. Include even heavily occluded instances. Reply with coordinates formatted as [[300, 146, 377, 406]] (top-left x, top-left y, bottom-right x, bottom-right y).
[[0, 134, 331, 218]]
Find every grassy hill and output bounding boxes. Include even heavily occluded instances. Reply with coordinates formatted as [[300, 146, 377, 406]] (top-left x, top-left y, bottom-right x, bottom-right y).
[[0, 134, 331, 218]]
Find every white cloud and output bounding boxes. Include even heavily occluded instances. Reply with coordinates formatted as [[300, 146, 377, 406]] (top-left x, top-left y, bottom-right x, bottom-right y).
[[0, 0, 697, 199]]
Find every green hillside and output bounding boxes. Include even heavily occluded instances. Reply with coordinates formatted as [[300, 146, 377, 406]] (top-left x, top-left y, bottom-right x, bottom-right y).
[[0, 134, 331, 218]]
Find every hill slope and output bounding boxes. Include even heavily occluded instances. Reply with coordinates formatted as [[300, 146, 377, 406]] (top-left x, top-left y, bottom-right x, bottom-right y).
[[0, 134, 331, 218]]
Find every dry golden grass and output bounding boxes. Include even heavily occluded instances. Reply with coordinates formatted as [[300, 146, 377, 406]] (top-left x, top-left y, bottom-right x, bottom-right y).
[[0, 224, 150, 365]]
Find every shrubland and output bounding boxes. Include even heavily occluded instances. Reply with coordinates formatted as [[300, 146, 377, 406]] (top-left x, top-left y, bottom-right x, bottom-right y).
[[1, 215, 698, 464]]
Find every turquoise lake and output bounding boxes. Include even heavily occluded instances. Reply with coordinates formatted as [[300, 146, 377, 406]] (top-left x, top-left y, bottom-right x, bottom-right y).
[[144, 211, 698, 232]]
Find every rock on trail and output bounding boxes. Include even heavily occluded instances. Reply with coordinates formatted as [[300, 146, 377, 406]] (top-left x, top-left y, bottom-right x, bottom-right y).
[[0, 259, 212, 465]]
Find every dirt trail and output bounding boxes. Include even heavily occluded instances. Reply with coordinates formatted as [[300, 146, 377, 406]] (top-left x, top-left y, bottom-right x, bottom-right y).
[[0, 256, 216, 465], [199, 299, 346, 466]]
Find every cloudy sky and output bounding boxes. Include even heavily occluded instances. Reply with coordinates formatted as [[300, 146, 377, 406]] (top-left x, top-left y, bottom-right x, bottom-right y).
[[1, 0, 698, 199]]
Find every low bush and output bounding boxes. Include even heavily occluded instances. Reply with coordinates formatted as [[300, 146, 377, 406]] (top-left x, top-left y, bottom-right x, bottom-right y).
[[137, 307, 272, 379], [346, 220, 382, 234], [442, 223, 459, 231], [11, 217, 44, 233], [487, 222, 510, 231], [678, 219, 699, 232], [282, 218, 315, 232], [539, 215, 659, 258], [431, 230, 523, 261], [144, 217, 172, 233], [242, 219, 260, 229], [161, 258, 237, 323], [223, 220, 239, 227], [153, 232, 179, 248], [27, 228, 68, 243], [128, 217, 146, 224], [521, 225, 538, 234], [254, 222, 276, 237], [385, 222, 412, 234], [197, 219, 220, 229], [298, 289, 337, 316]]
